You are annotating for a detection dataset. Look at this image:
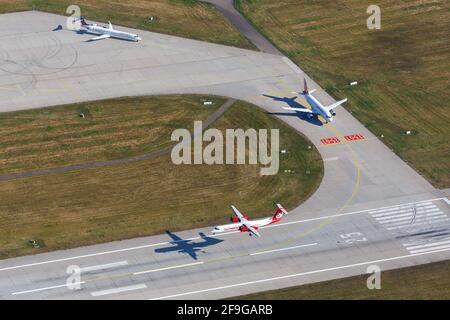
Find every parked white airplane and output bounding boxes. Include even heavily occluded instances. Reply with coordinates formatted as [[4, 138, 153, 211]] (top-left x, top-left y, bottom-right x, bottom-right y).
[[212, 204, 288, 237], [283, 79, 347, 123], [77, 16, 141, 42]]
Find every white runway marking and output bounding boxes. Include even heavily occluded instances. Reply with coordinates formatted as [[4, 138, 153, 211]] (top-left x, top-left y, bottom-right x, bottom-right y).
[[370, 202, 433, 216], [375, 208, 439, 221], [378, 212, 443, 225], [80, 261, 128, 273], [444, 198, 450, 206], [0, 242, 176, 272], [406, 239, 450, 251], [372, 205, 436, 218], [387, 218, 450, 231], [369, 200, 450, 254], [1, 198, 445, 273], [91, 284, 147, 297], [10, 262, 204, 296], [149, 247, 450, 300], [133, 262, 204, 275], [409, 243, 450, 254], [323, 157, 339, 162], [250, 243, 317, 256], [12, 281, 86, 296]]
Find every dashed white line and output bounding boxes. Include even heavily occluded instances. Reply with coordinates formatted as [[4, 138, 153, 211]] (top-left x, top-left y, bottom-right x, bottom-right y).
[[250, 243, 318, 256], [80, 261, 128, 273], [8, 242, 318, 296], [133, 262, 204, 276], [91, 284, 147, 297], [12, 281, 86, 296]]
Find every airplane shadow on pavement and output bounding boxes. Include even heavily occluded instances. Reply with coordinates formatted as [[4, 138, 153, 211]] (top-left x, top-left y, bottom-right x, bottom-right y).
[[263, 94, 323, 126], [155, 231, 224, 260]]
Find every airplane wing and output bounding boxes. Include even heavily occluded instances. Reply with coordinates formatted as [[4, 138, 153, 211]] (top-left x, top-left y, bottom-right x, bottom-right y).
[[89, 34, 110, 41], [243, 223, 261, 237], [231, 205, 246, 221], [282, 106, 314, 113], [323, 98, 347, 112]]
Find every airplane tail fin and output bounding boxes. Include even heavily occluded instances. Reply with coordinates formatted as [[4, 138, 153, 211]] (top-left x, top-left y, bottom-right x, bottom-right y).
[[302, 78, 309, 95], [272, 203, 288, 222], [79, 16, 87, 26]]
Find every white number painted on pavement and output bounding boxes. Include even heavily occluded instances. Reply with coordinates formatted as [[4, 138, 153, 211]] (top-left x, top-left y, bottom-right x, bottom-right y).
[[339, 232, 368, 244]]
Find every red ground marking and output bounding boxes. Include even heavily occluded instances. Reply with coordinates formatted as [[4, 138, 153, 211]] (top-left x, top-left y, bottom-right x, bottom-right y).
[[320, 137, 341, 145], [344, 134, 365, 141]]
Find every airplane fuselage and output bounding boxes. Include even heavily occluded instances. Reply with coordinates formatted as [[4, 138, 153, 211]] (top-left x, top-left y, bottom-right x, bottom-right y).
[[304, 93, 333, 123], [212, 217, 274, 234], [83, 24, 141, 41]]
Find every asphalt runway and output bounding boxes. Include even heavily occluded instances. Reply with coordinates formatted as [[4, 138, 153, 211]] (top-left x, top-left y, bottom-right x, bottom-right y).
[[0, 11, 449, 299]]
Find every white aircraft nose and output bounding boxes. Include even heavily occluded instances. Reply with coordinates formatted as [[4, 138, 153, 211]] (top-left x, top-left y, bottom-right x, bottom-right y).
[[136, 36, 141, 41]]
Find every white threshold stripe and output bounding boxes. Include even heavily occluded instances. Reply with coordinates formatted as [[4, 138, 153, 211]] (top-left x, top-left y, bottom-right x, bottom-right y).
[[369, 202, 433, 215], [250, 243, 318, 256], [385, 215, 448, 227], [91, 284, 146, 297], [149, 247, 450, 300], [80, 261, 128, 273], [443, 198, 450, 206], [406, 239, 450, 250], [377, 212, 443, 225], [372, 205, 436, 217], [1, 197, 445, 273], [380, 212, 445, 225], [373, 207, 441, 221], [133, 262, 204, 276], [12, 281, 86, 296], [374, 207, 439, 220], [376, 211, 442, 224], [372, 205, 436, 218], [409, 244, 450, 254], [403, 235, 450, 247], [387, 218, 450, 230]]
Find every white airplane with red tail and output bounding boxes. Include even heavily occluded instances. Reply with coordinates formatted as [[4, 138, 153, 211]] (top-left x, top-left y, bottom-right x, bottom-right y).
[[212, 204, 288, 237]]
